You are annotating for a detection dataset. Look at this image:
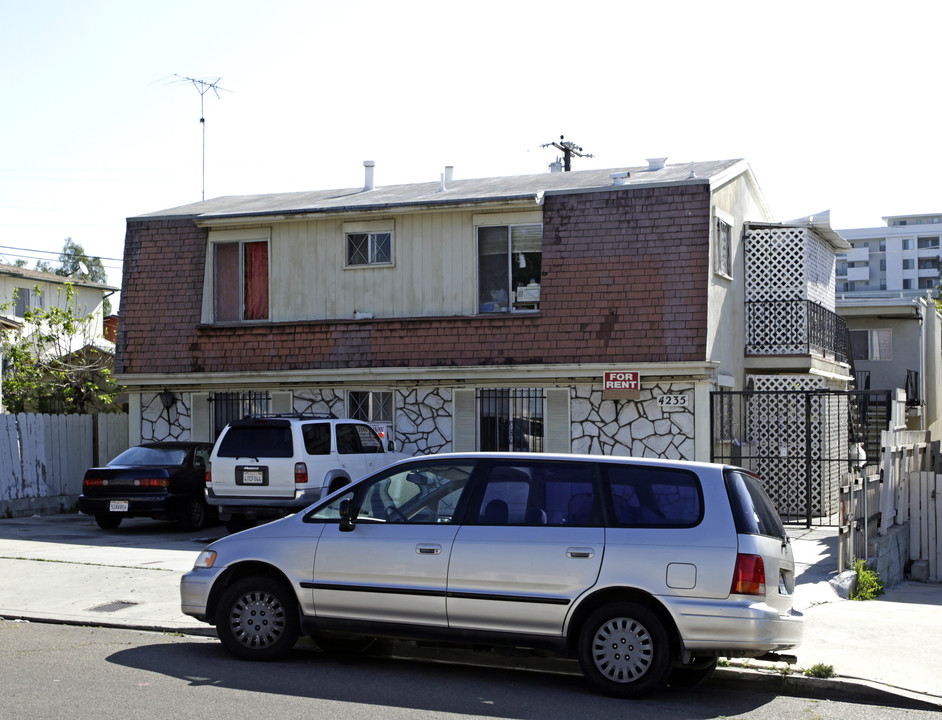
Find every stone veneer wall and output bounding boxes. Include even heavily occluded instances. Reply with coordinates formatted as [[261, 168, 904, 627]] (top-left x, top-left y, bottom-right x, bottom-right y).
[[141, 383, 697, 461], [396, 388, 452, 456], [143, 391, 191, 442], [571, 383, 695, 459]]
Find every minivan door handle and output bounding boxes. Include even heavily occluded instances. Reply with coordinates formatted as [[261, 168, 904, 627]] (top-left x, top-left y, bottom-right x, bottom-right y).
[[567, 547, 595, 559], [416, 544, 442, 555]]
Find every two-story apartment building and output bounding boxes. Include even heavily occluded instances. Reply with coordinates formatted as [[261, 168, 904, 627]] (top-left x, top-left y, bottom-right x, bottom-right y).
[[116, 159, 852, 465]]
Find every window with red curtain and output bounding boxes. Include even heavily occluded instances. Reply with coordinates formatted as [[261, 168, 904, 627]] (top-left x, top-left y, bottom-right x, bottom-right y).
[[213, 241, 269, 321], [243, 241, 269, 320]]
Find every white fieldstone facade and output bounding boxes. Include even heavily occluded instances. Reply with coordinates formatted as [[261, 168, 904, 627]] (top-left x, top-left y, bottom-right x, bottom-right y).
[[140, 383, 697, 462], [570, 383, 695, 460]]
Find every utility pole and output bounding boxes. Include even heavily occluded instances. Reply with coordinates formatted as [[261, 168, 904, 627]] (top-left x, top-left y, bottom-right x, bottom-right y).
[[172, 75, 229, 200], [541, 135, 593, 171]]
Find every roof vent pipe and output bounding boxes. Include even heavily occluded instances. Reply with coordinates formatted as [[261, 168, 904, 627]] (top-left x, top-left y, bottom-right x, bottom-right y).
[[646, 157, 667, 171], [363, 160, 375, 191], [611, 171, 629, 185]]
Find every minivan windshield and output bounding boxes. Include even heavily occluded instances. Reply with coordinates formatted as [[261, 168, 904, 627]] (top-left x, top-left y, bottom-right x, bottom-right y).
[[724, 469, 787, 540]]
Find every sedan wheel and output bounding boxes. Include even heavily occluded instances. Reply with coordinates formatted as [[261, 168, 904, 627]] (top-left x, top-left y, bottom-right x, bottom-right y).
[[95, 513, 122, 530], [577, 601, 672, 698], [179, 494, 209, 531], [216, 576, 299, 661]]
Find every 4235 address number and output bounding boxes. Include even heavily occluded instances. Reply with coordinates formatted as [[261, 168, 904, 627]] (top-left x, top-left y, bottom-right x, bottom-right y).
[[657, 395, 689, 407]]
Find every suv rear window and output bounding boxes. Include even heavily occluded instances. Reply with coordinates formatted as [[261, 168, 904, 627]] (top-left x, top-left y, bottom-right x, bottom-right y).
[[217, 426, 293, 458], [725, 469, 786, 540], [604, 464, 702, 527]]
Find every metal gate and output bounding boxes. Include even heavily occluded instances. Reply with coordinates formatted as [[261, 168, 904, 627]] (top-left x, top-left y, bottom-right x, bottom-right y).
[[711, 389, 891, 526]]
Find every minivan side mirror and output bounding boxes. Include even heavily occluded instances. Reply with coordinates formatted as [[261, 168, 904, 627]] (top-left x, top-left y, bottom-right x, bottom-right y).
[[339, 498, 356, 532]]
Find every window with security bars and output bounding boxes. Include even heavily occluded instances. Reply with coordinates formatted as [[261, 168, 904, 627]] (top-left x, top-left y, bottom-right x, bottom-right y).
[[211, 391, 271, 437], [477, 388, 544, 452], [346, 232, 392, 266], [347, 391, 392, 423]]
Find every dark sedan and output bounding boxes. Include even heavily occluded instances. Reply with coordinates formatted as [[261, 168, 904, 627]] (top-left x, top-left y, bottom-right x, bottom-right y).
[[79, 443, 215, 531]]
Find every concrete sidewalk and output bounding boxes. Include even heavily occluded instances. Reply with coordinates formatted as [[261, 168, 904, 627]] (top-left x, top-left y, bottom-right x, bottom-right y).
[[1, 514, 940, 707]]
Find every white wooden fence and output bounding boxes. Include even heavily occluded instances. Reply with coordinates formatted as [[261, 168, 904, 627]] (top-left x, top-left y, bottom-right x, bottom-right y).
[[0, 413, 128, 517], [881, 430, 942, 581]]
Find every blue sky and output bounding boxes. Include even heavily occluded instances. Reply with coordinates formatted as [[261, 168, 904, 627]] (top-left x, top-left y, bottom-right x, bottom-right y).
[[2, 0, 940, 288]]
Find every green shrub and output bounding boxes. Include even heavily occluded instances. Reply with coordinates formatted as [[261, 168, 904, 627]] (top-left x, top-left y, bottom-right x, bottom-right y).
[[804, 663, 835, 678], [850, 559, 884, 601]]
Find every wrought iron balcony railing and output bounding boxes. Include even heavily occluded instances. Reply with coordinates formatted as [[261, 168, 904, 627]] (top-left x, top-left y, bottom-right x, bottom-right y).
[[745, 299, 850, 364]]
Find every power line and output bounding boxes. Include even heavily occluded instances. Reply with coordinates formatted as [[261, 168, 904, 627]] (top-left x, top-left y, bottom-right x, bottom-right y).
[[0, 245, 123, 263]]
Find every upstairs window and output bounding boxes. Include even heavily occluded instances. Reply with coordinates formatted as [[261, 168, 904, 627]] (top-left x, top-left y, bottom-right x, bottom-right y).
[[13, 287, 41, 318], [346, 232, 392, 267], [477, 224, 542, 313], [213, 240, 269, 322], [713, 209, 733, 278]]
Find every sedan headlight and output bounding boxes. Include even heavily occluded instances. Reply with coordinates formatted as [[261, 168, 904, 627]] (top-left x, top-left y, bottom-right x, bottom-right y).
[[193, 550, 217, 569]]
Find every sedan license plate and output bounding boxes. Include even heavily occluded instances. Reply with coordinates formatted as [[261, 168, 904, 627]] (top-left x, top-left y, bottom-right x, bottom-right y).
[[109, 500, 129, 513]]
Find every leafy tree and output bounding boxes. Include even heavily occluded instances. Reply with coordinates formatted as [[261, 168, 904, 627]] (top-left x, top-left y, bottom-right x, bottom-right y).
[[1, 284, 120, 414], [35, 238, 112, 314]]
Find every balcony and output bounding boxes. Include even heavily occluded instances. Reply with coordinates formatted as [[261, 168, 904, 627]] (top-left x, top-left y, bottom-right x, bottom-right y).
[[745, 299, 850, 364]]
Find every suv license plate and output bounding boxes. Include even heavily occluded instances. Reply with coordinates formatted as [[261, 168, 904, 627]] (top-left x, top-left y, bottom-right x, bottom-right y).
[[242, 470, 264, 484], [109, 500, 129, 512]]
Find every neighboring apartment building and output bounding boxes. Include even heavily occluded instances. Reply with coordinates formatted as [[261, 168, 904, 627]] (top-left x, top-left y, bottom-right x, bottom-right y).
[[837, 293, 942, 438], [837, 213, 942, 296], [0, 263, 115, 340], [116, 159, 853, 466], [0, 263, 118, 412]]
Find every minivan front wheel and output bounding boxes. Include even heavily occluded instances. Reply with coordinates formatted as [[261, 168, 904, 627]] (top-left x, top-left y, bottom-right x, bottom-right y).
[[216, 576, 300, 661], [577, 601, 672, 698]]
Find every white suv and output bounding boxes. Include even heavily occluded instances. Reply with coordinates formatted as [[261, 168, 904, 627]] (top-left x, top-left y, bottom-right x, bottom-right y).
[[184, 452, 802, 697], [206, 414, 406, 531]]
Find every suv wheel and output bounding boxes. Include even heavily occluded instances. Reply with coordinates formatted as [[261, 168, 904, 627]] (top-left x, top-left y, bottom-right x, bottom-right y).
[[577, 601, 672, 698], [225, 515, 256, 534], [216, 576, 299, 660]]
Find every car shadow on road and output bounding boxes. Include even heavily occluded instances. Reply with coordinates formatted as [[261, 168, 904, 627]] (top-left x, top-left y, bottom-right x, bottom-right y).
[[105, 638, 779, 719]]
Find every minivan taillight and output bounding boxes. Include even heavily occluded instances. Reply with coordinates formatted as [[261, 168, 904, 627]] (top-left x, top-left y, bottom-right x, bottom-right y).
[[295, 462, 308, 484], [731, 553, 766, 595]]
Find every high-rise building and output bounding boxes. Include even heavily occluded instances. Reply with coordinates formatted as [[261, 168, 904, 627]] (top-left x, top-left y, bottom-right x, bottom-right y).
[[837, 213, 942, 297]]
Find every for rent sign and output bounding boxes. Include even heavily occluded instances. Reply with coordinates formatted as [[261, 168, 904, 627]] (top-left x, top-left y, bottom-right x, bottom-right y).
[[603, 370, 641, 400]]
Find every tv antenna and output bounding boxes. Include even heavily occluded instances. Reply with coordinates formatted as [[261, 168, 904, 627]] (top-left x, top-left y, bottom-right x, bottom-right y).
[[172, 74, 230, 200], [541, 135, 593, 171]]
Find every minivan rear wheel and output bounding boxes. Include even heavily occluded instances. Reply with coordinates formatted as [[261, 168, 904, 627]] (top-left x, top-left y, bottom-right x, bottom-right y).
[[577, 601, 672, 698], [216, 576, 299, 661]]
